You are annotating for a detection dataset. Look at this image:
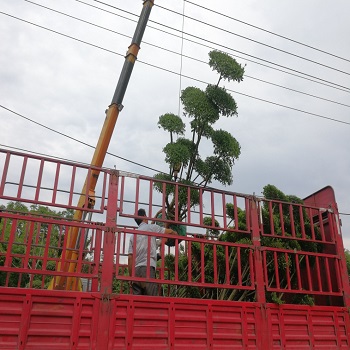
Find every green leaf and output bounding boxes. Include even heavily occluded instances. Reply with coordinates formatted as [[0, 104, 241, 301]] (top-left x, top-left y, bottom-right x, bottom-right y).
[[158, 113, 185, 135], [211, 129, 241, 160], [206, 84, 237, 117], [209, 50, 245, 83], [181, 87, 219, 125]]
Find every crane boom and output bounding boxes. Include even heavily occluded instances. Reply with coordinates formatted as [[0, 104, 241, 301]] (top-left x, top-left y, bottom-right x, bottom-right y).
[[48, 0, 155, 290]]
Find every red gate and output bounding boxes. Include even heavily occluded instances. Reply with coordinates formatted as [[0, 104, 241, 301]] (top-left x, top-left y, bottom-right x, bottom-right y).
[[0, 148, 349, 349]]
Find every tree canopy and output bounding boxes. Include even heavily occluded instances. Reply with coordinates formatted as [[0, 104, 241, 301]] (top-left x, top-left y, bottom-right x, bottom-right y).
[[154, 50, 245, 225]]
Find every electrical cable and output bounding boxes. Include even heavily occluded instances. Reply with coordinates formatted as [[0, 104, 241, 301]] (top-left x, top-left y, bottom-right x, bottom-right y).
[[0, 105, 161, 173], [184, 0, 350, 63], [67, 0, 350, 94], [155, 2, 350, 77], [1, 12, 349, 125], [178, 0, 185, 117], [16, 0, 350, 102], [76, 0, 350, 92]]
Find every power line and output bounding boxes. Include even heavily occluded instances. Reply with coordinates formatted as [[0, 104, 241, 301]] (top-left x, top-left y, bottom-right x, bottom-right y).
[[1, 12, 349, 125], [70, 0, 350, 94], [22, 0, 350, 107], [83, 0, 350, 92], [89, 0, 350, 90], [184, 0, 350, 64], [0, 105, 161, 173], [155, 3, 350, 77]]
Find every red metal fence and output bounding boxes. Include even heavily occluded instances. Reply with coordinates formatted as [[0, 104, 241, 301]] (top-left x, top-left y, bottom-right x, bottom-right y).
[[1, 148, 349, 349]]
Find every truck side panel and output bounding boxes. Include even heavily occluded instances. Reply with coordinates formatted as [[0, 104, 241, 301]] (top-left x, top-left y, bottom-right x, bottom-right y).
[[0, 288, 349, 349]]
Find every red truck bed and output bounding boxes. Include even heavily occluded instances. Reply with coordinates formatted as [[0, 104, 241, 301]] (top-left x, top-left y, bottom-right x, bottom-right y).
[[0, 148, 349, 349]]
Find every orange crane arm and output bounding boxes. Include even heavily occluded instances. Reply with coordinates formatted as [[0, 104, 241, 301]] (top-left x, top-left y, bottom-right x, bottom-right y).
[[48, 0, 155, 290]]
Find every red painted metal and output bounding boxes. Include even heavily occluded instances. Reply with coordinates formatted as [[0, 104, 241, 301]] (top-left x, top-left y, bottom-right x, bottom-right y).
[[1, 149, 350, 349]]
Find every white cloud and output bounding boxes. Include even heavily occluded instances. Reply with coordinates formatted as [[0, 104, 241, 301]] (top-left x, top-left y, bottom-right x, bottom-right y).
[[0, 0, 349, 248]]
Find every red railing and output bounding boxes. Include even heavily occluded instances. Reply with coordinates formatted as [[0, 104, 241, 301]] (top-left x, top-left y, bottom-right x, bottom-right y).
[[0, 148, 349, 307]]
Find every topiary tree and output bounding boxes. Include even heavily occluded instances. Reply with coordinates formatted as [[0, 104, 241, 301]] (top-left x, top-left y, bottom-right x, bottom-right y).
[[154, 50, 245, 232]]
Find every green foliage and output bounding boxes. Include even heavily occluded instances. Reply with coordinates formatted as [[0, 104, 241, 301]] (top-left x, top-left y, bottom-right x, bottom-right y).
[[158, 113, 185, 135], [154, 50, 244, 226], [195, 156, 233, 186], [181, 87, 219, 124], [0, 201, 73, 288], [271, 292, 285, 305], [208, 50, 245, 83], [206, 84, 237, 117], [203, 217, 220, 237], [163, 141, 190, 167], [211, 129, 241, 162], [161, 184, 331, 306], [345, 249, 350, 277]]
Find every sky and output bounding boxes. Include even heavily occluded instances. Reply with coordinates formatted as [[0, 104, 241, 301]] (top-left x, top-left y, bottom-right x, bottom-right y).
[[1, 1, 349, 248]]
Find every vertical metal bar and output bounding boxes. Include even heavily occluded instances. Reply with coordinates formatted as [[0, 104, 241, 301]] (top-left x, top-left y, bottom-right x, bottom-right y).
[[188, 240, 192, 282], [175, 238, 179, 282], [161, 182, 167, 220], [135, 177, 140, 213], [233, 195, 238, 229], [160, 239, 165, 281], [199, 188, 203, 226], [213, 243, 218, 285], [4, 219, 17, 267], [222, 193, 227, 230], [245, 197, 251, 232], [68, 165, 76, 207], [305, 255, 313, 291], [251, 198, 266, 302], [201, 241, 205, 284], [0, 151, 10, 195], [148, 179, 153, 218], [83, 168, 92, 208], [225, 245, 229, 286], [249, 249, 254, 286], [308, 207, 316, 240], [279, 203, 285, 237], [328, 211, 336, 243], [187, 186, 191, 224], [115, 229, 121, 273], [211, 191, 215, 230], [318, 210, 326, 242], [315, 256, 322, 291], [334, 257, 342, 293], [89, 229, 98, 291], [295, 254, 302, 290], [42, 224, 52, 275], [34, 159, 44, 201], [289, 204, 296, 238], [17, 156, 28, 198], [268, 201, 274, 235], [299, 206, 306, 239], [325, 257, 332, 292], [174, 183, 179, 221], [274, 251, 280, 289], [99, 171, 107, 211], [285, 253, 291, 290], [262, 250, 270, 286], [119, 175, 125, 213], [237, 247, 242, 286], [52, 162, 60, 204]]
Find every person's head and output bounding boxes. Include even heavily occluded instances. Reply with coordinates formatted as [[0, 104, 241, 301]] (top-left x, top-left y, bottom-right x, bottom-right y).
[[135, 208, 146, 226]]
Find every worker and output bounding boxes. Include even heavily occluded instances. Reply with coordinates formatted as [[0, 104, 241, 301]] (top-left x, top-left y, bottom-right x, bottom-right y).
[[128, 208, 177, 296]]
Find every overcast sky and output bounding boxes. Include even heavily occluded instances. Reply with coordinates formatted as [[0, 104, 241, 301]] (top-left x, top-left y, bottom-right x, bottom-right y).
[[1, 0, 349, 247]]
